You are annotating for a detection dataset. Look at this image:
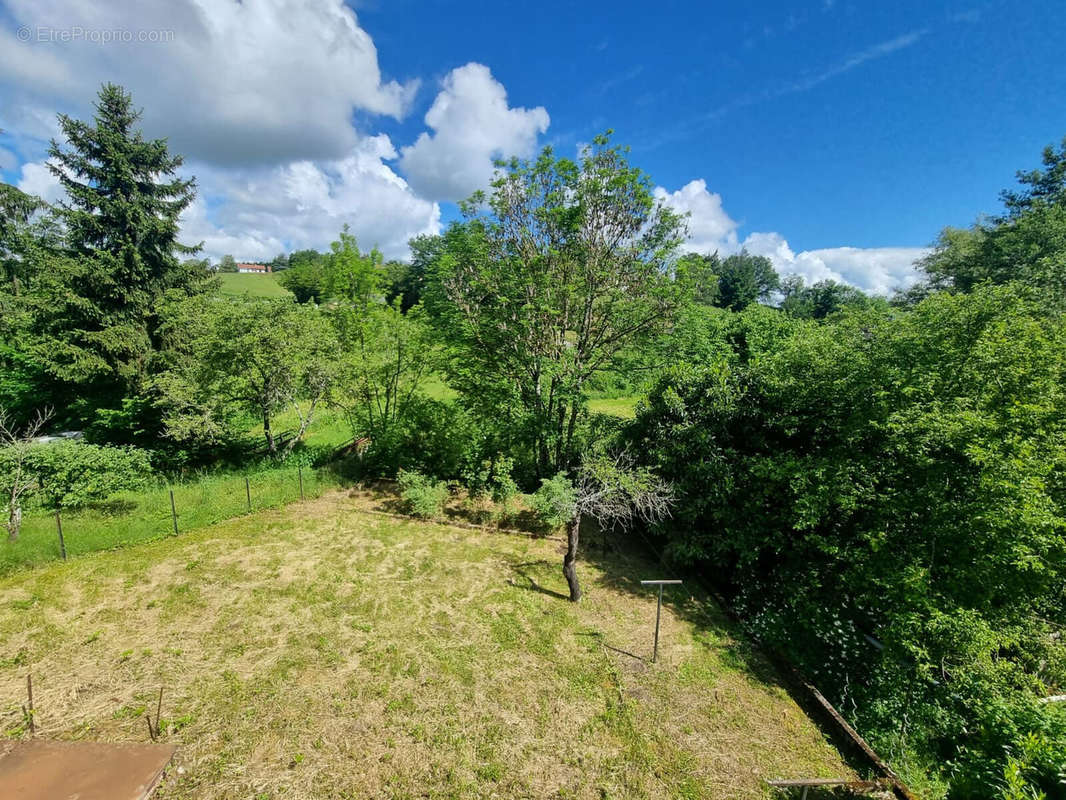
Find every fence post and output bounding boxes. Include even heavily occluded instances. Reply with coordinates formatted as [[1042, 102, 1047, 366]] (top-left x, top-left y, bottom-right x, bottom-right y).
[[245, 476, 251, 512], [169, 489, 178, 536], [25, 674, 34, 735], [55, 511, 66, 560], [298, 465, 304, 501]]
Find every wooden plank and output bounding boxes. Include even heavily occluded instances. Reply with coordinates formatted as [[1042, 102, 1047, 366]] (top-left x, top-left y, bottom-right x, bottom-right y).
[[767, 778, 887, 788], [0, 740, 176, 799]]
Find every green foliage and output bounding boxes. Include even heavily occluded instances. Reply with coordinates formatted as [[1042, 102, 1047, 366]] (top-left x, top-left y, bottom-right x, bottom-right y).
[[396, 469, 449, 519], [218, 255, 237, 273], [21, 441, 153, 509], [344, 395, 478, 481], [156, 295, 336, 454], [630, 284, 1066, 796], [780, 275, 876, 319], [675, 252, 721, 306], [999, 730, 1066, 800], [530, 473, 577, 530], [31, 84, 205, 407], [431, 132, 688, 478], [462, 454, 518, 504], [327, 225, 383, 304], [331, 300, 436, 446], [386, 233, 442, 312], [713, 250, 780, 311], [277, 249, 328, 303]]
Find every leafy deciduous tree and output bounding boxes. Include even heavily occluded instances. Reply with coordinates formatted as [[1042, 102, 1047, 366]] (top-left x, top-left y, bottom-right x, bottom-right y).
[[434, 132, 688, 478]]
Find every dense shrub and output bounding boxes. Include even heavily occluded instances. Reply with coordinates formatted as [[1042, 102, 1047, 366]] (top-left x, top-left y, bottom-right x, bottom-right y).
[[529, 473, 577, 532], [629, 285, 1066, 797], [24, 440, 154, 509], [396, 469, 449, 519], [351, 396, 479, 481]]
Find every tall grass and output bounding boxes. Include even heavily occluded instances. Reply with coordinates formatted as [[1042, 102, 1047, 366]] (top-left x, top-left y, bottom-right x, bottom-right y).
[[2, 465, 339, 575]]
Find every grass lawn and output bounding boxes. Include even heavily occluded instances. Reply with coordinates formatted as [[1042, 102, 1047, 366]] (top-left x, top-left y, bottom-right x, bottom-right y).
[[587, 396, 639, 419], [0, 492, 853, 798], [218, 272, 292, 298]]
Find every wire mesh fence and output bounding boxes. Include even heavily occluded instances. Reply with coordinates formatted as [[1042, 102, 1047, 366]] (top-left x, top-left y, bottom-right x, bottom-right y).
[[4, 465, 337, 574]]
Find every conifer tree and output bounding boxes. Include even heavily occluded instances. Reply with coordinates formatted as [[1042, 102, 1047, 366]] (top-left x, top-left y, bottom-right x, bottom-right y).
[[28, 83, 205, 423]]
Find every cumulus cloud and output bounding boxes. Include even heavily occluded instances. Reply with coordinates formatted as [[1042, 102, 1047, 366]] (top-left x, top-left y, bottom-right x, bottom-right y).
[[0, 0, 417, 166], [654, 179, 740, 255], [16, 161, 64, 205], [742, 231, 926, 295], [400, 63, 550, 202], [180, 135, 440, 262], [657, 182, 926, 294], [16, 134, 441, 263]]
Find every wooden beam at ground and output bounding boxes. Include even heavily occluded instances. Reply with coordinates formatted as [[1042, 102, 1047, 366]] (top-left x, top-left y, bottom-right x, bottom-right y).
[[0, 740, 176, 799], [767, 777, 892, 792]]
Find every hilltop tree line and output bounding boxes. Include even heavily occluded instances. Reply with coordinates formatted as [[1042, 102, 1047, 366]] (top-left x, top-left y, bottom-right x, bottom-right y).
[[2, 84, 1065, 798]]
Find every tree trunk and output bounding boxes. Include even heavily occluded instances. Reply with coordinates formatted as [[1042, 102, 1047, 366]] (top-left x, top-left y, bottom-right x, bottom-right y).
[[263, 409, 276, 454], [563, 514, 582, 602], [7, 502, 21, 542]]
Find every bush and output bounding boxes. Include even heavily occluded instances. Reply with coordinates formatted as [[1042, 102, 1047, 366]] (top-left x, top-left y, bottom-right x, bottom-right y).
[[397, 469, 449, 520], [345, 396, 480, 481], [25, 441, 154, 509], [628, 286, 1066, 796], [462, 454, 518, 503], [529, 472, 577, 531]]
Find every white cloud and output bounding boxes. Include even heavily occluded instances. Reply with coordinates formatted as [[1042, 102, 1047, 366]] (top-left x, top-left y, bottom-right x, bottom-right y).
[[656, 182, 926, 294], [0, 0, 417, 166], [180, 135, 440, 263], [15, 134, 441, 263], [16, 161, 64, 205], [654, 179, 740, 255], [400, 63, 550, 202], [742, 231, 926, 295]]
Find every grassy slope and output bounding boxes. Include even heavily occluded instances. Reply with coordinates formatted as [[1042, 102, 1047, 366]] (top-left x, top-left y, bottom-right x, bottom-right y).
[[218, 272, 292, 298], [588, 396, 639, 419], [0, 492, 851, 799]]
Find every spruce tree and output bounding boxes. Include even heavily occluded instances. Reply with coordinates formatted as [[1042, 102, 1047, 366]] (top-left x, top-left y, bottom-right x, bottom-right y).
[[29, 83, 205, 426]]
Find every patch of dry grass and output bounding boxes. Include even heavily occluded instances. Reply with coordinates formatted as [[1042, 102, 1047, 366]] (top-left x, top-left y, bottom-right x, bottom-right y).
[[0, 491, 852, 798]]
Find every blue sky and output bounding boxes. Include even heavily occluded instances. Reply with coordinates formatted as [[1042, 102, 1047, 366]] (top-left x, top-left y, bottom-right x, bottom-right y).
[[1, 0, 1063, 292]]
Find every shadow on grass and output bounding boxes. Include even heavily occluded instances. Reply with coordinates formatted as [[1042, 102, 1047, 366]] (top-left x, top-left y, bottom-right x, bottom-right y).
[[509, 559, 570, 601], [575, 629, 647, 662], [571, 527, 882, 784]]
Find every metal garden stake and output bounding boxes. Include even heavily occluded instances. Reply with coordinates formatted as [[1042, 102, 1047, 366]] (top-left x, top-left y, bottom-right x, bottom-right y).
[[640, 579, 682, 663]]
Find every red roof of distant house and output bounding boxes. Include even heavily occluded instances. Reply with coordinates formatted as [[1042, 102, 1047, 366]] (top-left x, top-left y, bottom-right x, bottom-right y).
[[236, 263, 270, 273]]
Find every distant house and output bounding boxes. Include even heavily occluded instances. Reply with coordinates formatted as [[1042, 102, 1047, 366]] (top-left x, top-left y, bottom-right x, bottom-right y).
[[237, 263, 271, 273]]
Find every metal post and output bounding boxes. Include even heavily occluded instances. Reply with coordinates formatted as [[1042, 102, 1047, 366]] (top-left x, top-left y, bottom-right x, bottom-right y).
[[654, 584, 663, 662], [298, 465, 304, 501], [245, 476, 252, 512], [640, 579, 683, 664], [169, 490, 178, 535], [55, 511, 66, 560], [26, 674, 34, 735]]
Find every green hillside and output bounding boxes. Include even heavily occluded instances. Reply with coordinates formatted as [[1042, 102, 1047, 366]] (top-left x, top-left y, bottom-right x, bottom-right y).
[[218, 271, 291, 298]]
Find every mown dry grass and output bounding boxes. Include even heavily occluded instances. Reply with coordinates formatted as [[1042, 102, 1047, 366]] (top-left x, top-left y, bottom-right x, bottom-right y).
[[0, 491, 852, 798]]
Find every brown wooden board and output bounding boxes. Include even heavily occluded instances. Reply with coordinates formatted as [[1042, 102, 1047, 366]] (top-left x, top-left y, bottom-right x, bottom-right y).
[[0, 740, 176, 800]]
